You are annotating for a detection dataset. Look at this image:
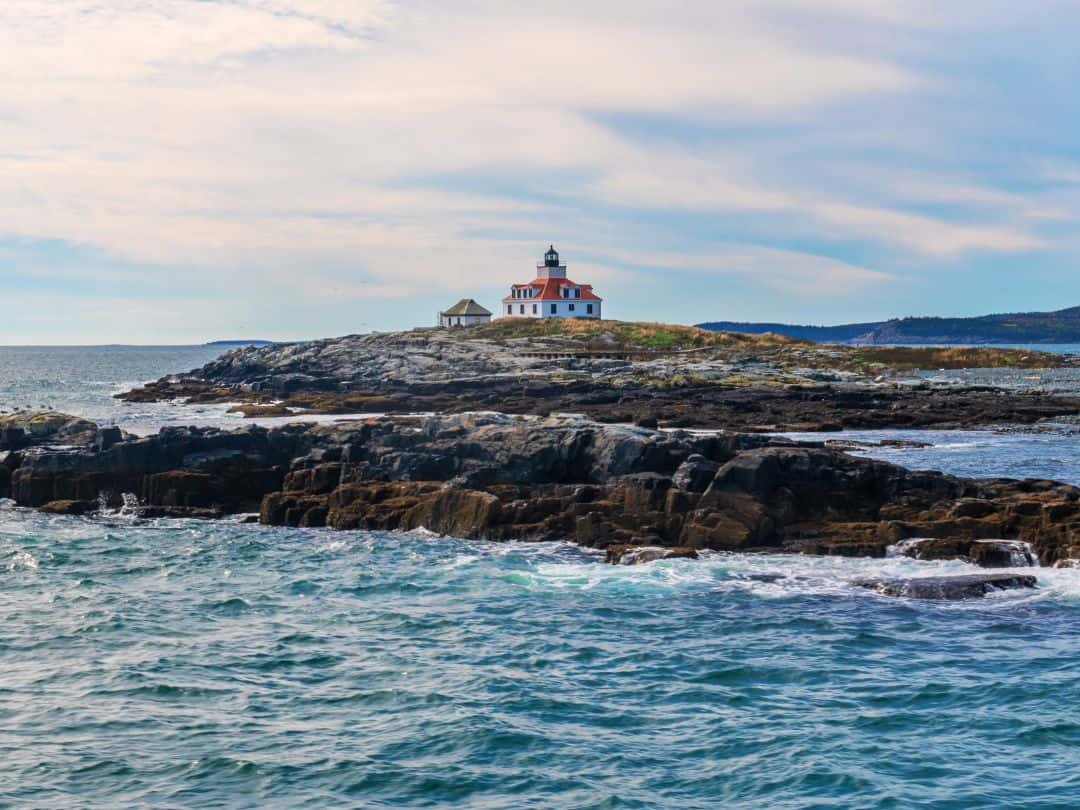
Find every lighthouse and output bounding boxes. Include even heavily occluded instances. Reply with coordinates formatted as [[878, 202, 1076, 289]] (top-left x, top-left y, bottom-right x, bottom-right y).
[[502, 246, 603, 320]]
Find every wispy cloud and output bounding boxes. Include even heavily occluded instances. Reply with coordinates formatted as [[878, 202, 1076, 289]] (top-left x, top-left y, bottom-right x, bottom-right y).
[[1, 0, 1078, 341], [597, 244, 893, 295]]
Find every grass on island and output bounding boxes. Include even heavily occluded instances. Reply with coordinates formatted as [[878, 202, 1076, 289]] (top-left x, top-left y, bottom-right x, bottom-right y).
[[458, 319, 1071, 370], [464, 318, 802, 352]]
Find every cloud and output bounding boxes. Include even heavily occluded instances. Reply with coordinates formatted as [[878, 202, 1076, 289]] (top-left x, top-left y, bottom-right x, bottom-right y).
[[589, 151, 1043, 256], [812, 202, 1042, 255], [1, 0, 1078, 341], [598, 244, 893, 295], [0, 1, 392, 81]]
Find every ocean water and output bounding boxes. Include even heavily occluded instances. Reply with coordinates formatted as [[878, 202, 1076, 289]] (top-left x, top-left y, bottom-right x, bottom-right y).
[[917, 366, 1080, 396], [880, 343, 1080, 354], [3, 347, 1080, 808], [3, 511, 1080, 809], [0, 345, 231, 432], [0, 346, 377, 435], [782, 427, 1080, 484]]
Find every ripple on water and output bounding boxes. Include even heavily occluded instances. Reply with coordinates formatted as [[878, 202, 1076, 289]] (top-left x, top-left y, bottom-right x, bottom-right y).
[[2, 506, 1080, 808]]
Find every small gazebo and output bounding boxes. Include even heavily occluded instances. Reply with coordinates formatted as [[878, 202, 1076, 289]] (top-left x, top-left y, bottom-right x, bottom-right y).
[[439, 299, 492, 328]]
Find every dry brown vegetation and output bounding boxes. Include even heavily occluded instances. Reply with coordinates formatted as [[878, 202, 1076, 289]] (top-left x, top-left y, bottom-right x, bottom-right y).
[[462, 319, 1071, 370], [465, 318, 803, 352]]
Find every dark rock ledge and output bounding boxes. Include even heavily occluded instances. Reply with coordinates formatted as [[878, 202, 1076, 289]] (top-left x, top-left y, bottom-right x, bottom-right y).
[[4, 413, 1080, 569], [852, 574, 1038, 600]]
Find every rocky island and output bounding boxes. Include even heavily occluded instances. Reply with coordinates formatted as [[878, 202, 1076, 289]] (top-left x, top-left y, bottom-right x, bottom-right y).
[[2, 321, 1079, 598], [118, 320, 1080, 432]]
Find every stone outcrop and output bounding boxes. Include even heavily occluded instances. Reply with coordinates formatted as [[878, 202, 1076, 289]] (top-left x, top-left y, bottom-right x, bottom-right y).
[[0, 412, 99, 451], [6, 424, 301, 514], [605, 545, 699, 565], [9, 412, 1080, 568], [891, 537, 1040, 568], [247, 417, 1080, 565], [852, 573, 1038, 600]]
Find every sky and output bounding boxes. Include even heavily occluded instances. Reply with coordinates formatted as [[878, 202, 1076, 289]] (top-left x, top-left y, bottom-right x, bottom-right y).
[[3, 0, 1080, 344]]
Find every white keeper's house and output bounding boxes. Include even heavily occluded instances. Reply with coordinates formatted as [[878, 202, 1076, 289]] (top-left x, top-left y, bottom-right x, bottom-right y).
[[502, 246, 602, 320]]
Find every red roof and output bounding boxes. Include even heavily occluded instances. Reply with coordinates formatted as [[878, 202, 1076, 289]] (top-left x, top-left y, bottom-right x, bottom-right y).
[[503, 277, 602, 303]]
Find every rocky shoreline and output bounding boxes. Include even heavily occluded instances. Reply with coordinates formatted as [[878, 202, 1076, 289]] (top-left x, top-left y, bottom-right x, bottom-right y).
[[6, 322, 1079, 600], [4, 412, 1079, 580], [116, 322, 1080, 432]]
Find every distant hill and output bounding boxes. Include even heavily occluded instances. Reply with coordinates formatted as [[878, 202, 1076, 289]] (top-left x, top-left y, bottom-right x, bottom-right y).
[[699, 306, 1080, 345]]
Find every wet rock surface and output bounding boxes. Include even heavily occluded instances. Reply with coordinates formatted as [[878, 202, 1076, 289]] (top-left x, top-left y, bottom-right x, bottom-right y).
[[891, 537, 1040, 568], [8, 412, 1080, 566], [852, 574, 1038, 600], [605, 545, 699, 565], [0, 412, 100, 451]]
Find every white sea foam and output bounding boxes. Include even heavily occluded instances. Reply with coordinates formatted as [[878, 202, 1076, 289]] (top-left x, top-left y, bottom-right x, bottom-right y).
[[409, 527, 442, 539], [316, 538, 354, 554], [120, 492, 141, 517], [7, 550, 39, 572], [886, 538, 933, 558], [499, 544, 1080, 606]]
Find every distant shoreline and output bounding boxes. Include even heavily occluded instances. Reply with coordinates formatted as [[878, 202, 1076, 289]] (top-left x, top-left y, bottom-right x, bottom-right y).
[[699, 304, 1080, 346], [204, 340, 276, 347]]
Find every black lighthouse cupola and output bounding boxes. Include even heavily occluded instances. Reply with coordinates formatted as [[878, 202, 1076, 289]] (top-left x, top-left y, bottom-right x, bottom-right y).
[[536, 245, 567, 280]]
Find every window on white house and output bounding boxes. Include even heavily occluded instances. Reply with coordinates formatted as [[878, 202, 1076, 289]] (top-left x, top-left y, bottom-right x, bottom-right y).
[[587, 304, 594, 314], [532, 304, 537, 314], [507, 305, 512, 314], [575, 288, 580, 298], [520, 304, 525, 314], [569, 304, 575, 312], [550, 304, 557, 314]]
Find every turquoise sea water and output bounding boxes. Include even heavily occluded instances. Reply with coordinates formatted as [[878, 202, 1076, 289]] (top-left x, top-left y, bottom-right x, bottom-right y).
[[3, 347, 1080, 808]]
